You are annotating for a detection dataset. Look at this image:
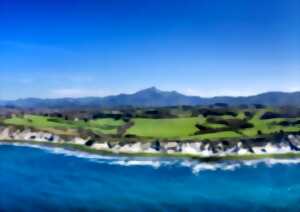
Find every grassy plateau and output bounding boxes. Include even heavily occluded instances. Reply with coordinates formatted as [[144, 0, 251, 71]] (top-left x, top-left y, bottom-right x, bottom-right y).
[[2, 107, 300, 141]]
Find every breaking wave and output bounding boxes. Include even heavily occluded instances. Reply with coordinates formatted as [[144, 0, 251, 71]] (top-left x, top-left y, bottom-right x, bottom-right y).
[[2, 142, 300, 174]]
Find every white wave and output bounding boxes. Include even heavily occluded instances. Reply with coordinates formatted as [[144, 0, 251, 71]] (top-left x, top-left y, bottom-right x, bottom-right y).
[[240, 158, 300, 168], [222, 163, 241, 171], [180, 158, 300, 174], [191, 164, 219, 173], [48, 147, 118, 161], [180, 160, 241, 174], [263, 158, 300, 166], [0, 142, 174, 169], [3, 142, 300, 174], [110, 160, 163, 168], [0, 142, 120, 161], [188, 159, 300, 174]]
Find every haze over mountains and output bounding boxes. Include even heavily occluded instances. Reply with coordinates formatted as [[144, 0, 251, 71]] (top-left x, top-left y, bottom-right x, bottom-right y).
[[0, 87, 300, 108]]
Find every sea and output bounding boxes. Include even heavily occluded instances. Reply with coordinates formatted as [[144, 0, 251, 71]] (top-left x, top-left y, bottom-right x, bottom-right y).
[[1, 142, 300, 211]]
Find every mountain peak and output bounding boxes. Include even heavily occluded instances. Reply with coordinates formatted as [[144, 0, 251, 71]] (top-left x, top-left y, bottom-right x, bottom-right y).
[[1, 88, 300, 108], [134, 86, 162, 94]]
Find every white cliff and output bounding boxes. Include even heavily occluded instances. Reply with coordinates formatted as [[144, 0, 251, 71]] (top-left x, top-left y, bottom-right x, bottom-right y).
[[1, 126, 300, 158]]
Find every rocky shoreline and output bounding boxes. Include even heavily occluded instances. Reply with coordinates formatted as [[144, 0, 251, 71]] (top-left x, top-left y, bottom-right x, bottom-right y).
[[1, 126, 300, 158]]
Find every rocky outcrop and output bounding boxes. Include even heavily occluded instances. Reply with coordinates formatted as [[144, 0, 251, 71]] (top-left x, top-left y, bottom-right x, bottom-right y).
[[0, 126, 81, 144], [1, 125, 300, 157]]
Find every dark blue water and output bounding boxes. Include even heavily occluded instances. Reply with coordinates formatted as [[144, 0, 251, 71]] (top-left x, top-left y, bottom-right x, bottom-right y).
[[1, 144, 300, 211]]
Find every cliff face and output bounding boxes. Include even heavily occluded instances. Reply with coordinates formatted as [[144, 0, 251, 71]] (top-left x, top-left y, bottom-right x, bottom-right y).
[[0, 126, 88, 145], [1, 125, 300, 157]]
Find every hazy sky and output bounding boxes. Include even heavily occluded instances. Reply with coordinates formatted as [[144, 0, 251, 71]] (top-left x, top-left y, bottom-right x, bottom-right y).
[[0, 0, 299, 99]]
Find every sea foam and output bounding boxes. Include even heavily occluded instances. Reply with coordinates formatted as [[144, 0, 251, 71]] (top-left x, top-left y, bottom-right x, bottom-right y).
[[2, 142, 300, 175]]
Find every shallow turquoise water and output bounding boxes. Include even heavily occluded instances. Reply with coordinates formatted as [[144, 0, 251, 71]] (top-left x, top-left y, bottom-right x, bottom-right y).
[[1, 143, 300, 211]]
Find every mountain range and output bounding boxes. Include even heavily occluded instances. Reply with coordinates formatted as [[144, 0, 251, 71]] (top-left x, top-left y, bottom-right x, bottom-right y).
[[0, 87, 300, 108]]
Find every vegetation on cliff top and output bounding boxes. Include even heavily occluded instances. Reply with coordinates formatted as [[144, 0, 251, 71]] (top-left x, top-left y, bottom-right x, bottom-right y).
[[1, 105, 300, 141]]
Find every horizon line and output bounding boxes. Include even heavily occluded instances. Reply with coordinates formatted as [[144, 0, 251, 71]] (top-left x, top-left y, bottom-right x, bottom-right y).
[[1, 87, 300, 101]]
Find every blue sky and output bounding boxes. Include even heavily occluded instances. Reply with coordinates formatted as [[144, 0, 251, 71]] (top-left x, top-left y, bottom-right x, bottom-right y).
[[0, 0, 299, 99]]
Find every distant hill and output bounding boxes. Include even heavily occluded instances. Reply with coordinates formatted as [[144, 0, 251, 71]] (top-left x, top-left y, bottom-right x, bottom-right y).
[[0, 87, 300, 108]]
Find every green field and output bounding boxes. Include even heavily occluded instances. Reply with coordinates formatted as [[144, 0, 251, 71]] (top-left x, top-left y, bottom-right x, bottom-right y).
[[126, 117, 200, 138], [187, 131, 242, 140], [126, 109, 300, 140], [2, 108, 300, 141], [4, 115, 124, 135], [241, 110, 300, 136]]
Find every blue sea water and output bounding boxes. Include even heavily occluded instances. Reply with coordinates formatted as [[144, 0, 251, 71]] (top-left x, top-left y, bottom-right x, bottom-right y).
[[1, 143, 300, 211]]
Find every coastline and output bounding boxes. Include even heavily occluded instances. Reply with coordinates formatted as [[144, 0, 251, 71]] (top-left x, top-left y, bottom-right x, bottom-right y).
[[1, 125, 300, 161], [3, 139, 300, 162]]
